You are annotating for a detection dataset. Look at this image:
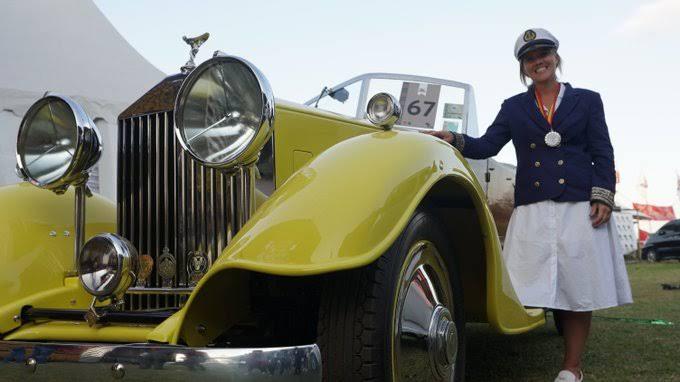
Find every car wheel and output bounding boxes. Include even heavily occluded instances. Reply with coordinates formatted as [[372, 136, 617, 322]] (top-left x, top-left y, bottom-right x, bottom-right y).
[[317, 210, 465, 381], [647, 250, 658, 263]]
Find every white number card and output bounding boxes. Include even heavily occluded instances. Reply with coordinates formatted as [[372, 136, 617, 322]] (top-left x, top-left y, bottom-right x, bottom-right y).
[[396, 82, 441, 129]]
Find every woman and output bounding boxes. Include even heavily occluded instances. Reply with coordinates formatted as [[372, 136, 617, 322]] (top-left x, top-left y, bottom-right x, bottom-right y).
[[427, 28, 632, 382]]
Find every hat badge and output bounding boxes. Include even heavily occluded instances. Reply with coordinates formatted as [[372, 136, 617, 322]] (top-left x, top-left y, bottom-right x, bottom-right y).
[[523, 29, 537, 42]]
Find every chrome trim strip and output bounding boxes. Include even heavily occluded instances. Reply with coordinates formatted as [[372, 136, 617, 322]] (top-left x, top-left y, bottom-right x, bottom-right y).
[[172, 112, 182, 286], [180, 148, 187, 286], [147, 115, 153, 270], [130, 118, 137, 247], [155, 114, 161, 286], [0, 341, 321, 381], [117, 119, 123, 234], [138, 116, 144, 258], [163, 113, 170, 258], [127, 287, 193, 295]]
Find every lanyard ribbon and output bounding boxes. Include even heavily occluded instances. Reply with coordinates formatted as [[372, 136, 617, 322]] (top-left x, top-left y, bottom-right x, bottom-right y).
[[535, 85, 560, 126]]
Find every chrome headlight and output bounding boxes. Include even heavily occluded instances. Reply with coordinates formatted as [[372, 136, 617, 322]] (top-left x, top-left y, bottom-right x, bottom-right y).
[[16, 95, 101, 190], [367, 92, 401, 129], [78, 233, 139, 300], [174, 54, 275, 170]]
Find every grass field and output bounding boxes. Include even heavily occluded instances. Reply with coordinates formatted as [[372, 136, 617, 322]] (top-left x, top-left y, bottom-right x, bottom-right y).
[[465, 262, 680, 382]]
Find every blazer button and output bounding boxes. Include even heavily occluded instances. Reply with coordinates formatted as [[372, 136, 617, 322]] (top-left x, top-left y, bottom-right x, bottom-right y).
[[534, 161, 541, 167], [558, 178, 565, 185], [534, 181, 540, 188], [530, 143, 536, 149], [557, 160, 564, 166]]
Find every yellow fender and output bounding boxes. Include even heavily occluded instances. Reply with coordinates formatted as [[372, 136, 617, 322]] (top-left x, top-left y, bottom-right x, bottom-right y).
[[166, 131, 543, 345], [0, 183, 116, 334]]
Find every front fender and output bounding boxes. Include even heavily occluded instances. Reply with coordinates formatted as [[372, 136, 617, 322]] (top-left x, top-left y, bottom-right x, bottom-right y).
[[162, 131, 539, 346], [0, 183, 116, 334], [216, 130, 475, 275]]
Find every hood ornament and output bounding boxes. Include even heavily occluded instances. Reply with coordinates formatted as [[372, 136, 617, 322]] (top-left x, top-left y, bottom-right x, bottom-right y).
[[180, 32, 210, 74]]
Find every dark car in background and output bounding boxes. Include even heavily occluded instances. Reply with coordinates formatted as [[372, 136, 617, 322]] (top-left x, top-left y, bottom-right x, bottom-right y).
[[642, 219, 680, 262]]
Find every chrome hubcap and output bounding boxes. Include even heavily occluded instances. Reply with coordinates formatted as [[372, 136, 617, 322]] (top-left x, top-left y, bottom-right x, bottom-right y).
[[393, 241, 457, 381]]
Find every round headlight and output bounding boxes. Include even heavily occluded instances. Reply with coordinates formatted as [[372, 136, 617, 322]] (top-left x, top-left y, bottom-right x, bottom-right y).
[[78, 233, 139, 299], [16, 95, 101, 190], [174, 54, 275, 169], [367, 92, 401, 129]]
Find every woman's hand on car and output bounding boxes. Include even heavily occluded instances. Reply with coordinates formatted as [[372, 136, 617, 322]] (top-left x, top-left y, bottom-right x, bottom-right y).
[[422, 130, 454, 144], [590, 202, 612, 228]]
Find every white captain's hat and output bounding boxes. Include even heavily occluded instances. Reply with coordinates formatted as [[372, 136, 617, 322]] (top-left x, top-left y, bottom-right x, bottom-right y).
[[514, 28, 559, 61]]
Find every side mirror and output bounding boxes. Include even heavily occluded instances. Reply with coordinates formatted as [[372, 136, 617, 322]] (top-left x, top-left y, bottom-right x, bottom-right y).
[[658, 230, 666, 236], [329, 88, 349, 103]]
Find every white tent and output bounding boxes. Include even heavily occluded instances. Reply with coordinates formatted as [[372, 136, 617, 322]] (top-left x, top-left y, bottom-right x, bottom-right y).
[[0, 0, 164, 200]]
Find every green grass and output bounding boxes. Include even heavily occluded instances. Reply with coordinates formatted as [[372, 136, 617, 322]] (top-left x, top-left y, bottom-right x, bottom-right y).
[[465, 262, 680, 381]]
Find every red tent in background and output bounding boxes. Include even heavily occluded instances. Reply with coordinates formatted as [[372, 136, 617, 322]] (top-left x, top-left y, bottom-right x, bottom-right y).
[[632, 203, 676, 221]]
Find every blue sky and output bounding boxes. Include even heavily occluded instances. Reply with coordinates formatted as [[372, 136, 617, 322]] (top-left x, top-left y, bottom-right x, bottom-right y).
[[94, 0, 680, 208]]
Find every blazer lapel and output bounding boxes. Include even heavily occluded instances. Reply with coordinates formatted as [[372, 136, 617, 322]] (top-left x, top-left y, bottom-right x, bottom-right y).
[[519, 86, 551, 131], [552, 83, 580, 129]]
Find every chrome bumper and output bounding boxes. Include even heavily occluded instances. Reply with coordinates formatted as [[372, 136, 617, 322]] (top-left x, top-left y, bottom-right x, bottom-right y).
[[0, 340, 321, 381]]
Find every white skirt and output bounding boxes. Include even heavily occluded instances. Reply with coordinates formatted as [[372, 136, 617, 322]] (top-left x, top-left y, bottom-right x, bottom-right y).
[[502, 200, 633, 311]]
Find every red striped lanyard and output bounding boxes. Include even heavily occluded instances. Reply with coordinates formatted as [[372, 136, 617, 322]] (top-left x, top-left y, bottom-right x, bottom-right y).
[[535, 85, 560, 126]]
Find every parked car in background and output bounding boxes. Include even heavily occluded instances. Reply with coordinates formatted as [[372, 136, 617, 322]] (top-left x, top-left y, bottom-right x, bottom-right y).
[[642, 219, 680, 262]]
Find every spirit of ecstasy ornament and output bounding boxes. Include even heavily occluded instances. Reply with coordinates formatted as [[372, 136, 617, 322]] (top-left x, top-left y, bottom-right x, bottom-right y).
[[180, 32, 210, 74]]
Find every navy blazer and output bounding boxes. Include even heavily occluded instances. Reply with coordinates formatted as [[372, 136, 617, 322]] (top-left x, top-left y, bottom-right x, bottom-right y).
[[455, 83, 616, 208]]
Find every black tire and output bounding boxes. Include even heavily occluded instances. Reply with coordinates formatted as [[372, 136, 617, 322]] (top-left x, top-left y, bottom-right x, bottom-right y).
[[647, 250, 658, 263], [317, 209, 466, 381]]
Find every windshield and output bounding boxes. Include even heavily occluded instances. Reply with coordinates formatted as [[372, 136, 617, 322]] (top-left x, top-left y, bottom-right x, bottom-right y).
[[305, 73, 478, 136]]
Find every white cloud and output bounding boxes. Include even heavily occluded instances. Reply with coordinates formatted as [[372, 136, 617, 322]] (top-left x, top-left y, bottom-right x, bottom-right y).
[[618, 0, 680, 34]]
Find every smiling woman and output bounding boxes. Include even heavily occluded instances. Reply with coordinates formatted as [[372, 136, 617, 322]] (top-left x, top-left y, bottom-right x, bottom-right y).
[[425, 27, 633, 382], [519, 47, 562, 86]]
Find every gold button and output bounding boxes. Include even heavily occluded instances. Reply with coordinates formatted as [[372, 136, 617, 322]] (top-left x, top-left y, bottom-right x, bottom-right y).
[[534, 161, 541, 167], [530, 143, 536, 149], [534, 181, 540, 188], [557, 160, 564, 166], [558, 178, 565, 184]]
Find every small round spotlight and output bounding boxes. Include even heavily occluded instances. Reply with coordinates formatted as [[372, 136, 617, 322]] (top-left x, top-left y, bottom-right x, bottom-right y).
[[78, 233, 139, 300], [366, 92, 401, 129]]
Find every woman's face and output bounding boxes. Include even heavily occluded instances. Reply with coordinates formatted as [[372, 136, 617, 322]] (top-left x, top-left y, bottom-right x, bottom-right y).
[[522, 48, 558, 84]]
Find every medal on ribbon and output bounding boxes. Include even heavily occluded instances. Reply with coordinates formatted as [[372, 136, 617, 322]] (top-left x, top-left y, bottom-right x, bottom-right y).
[[535, 85, 561, 147]]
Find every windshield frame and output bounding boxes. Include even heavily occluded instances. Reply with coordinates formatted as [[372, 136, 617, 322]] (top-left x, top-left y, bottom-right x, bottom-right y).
[[304, 72, 478, 136]]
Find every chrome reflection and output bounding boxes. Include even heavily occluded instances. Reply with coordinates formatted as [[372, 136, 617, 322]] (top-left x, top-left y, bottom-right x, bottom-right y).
[[78, 233, 139, 300], [366, 92, 401, 129], [394, 240, 457, 381], [16, 94, 101, 191], [174, 54, 275, 170], [0, 341, 321, 381]]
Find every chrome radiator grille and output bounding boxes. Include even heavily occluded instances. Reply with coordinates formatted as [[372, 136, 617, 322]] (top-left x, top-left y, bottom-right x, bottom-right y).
[[117, 111, 241, 293]]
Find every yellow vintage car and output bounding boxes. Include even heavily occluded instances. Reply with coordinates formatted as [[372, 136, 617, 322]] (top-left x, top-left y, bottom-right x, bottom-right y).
[[0, 35, 544, 381]]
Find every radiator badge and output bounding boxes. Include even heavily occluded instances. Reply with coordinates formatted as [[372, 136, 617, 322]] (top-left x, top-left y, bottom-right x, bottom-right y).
[[158, 247, 177, 288], [187, 251, 209, 286], [136, 254, 154, 287]]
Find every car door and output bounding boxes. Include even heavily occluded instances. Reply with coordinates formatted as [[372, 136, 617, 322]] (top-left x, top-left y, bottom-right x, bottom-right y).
[[654, 221, 676, 254], [662, 221, 680, 254]]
